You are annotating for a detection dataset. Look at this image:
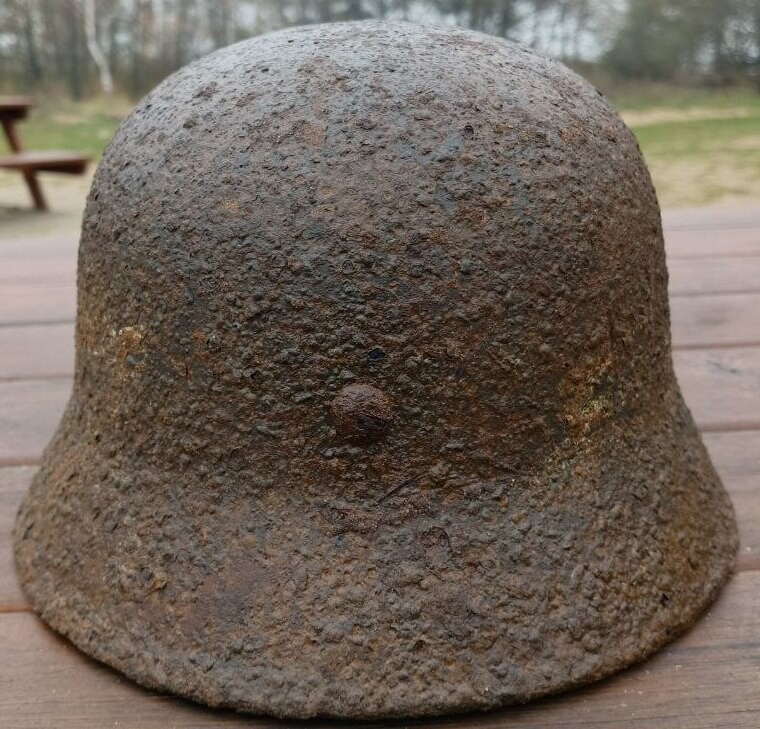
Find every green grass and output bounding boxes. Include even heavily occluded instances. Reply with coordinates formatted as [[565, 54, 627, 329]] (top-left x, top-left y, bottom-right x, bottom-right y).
[[631, 114, 760, 162], [613, 87, 760, 206], [611, 84, 760, 112], [2, 96, 131, 159]]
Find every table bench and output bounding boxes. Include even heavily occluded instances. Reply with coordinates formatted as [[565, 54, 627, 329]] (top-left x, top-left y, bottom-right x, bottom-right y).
[[0, 96, 90, 211]]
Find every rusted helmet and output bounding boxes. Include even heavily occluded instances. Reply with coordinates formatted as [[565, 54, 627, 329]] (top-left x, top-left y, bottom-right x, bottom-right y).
[[15, 21, 737, 720]]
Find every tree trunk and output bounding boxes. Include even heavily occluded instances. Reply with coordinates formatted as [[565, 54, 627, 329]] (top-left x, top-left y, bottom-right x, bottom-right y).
[[22, 1, 44, 84], [82, 0, 114, 94], [66, 1, 84, 101]]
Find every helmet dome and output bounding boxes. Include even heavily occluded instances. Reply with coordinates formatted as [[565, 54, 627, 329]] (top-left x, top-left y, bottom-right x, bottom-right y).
[[15, 20, 737, 720]]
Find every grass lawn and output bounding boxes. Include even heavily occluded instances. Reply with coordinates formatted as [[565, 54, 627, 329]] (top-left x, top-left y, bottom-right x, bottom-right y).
[[7, 96, 132, 159], [3, 86, 760, 209], [615, 87, 760, 207]]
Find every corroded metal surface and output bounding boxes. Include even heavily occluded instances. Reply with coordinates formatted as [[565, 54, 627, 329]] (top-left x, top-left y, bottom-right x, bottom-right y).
[[14, 21, 738, 720], [331, 383, 394, 442]]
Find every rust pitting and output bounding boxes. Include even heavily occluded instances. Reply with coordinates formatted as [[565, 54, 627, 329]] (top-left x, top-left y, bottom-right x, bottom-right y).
[[330, 383, 394, 443], [13, 20, 737, 721]]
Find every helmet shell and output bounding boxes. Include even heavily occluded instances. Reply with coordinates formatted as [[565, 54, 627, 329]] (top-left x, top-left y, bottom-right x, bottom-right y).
[[15, 21, 737, 719]]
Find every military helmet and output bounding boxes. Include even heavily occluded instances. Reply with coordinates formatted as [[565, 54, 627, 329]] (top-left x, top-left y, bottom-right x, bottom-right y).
[[14, 21, 737, 719]]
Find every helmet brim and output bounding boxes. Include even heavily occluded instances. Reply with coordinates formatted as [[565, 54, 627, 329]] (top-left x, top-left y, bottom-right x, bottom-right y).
[[14, 389, 737, 719]]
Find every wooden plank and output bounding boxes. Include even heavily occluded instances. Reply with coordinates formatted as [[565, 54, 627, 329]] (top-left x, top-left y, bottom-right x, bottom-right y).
[[0, 324, 74, 379], [0, 291, 755, 380], [673, 347, 760, 431], [0, 322, 75, 380], [0, 96, 33, 117], [0, 236, 78, 261], [1, 237, 758, 270], [0, 379, 70, 466], [666, 227, 760, 259], [704, 431, 760, 572], [0, 215, 758, 727], [7, 256, 745, 297], [0, 275, 756, 331], [703, 431, 760, 493], [704, 431, 760, 571], [662, 206, 760, 232], [0, 284, 76, 325], [0, 257, 77, 285], [6, 284, 753, 333], [4, 235, 760, 325], [670, 293, 760, 349], [668, 257, 760, 297], [1, 427, 757, 612], [0, 349, 757, 466], [0, 151, 90, 177], [0, 570, 756, 728], [733, 489, 760, 571], [0, 224, 757, 271], [0, 467, 35, 612]]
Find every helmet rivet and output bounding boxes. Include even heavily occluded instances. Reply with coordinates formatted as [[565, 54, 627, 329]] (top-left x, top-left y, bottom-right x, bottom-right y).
[[330, 383, 394, 443]]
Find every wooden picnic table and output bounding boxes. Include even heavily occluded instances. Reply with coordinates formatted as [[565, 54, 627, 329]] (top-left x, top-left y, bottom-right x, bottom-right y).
[[1, 208, 759, 727], [0, 96, 89, 211]]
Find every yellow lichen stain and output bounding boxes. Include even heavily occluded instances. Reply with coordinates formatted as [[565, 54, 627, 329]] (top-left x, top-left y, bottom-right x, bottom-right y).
[[221, 199, 241, 213], [190, 330, 207, 349], [562, 354, 615, 437], [116, 325, 145, 363], [290, 119, 326, 147], [457, 206, 489, 230]]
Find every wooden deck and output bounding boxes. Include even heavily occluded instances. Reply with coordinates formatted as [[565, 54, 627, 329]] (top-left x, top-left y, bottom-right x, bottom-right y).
[[1, 209, 759, 728]]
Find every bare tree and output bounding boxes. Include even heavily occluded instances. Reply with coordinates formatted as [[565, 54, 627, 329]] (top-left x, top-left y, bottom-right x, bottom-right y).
[[1, 0, 759, 99], [82, 0, 114, 94]]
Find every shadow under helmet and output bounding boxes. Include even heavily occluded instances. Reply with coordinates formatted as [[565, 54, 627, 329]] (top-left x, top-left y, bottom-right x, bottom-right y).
[[14, 20, 738, 720]]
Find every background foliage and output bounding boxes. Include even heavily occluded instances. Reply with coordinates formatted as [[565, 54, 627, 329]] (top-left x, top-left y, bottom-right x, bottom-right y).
[[1, 1, 759, 100]]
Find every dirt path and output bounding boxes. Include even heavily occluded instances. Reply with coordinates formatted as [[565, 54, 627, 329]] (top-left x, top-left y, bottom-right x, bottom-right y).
[[621, 106, 753, 126], [0, 171, 93, 238]]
